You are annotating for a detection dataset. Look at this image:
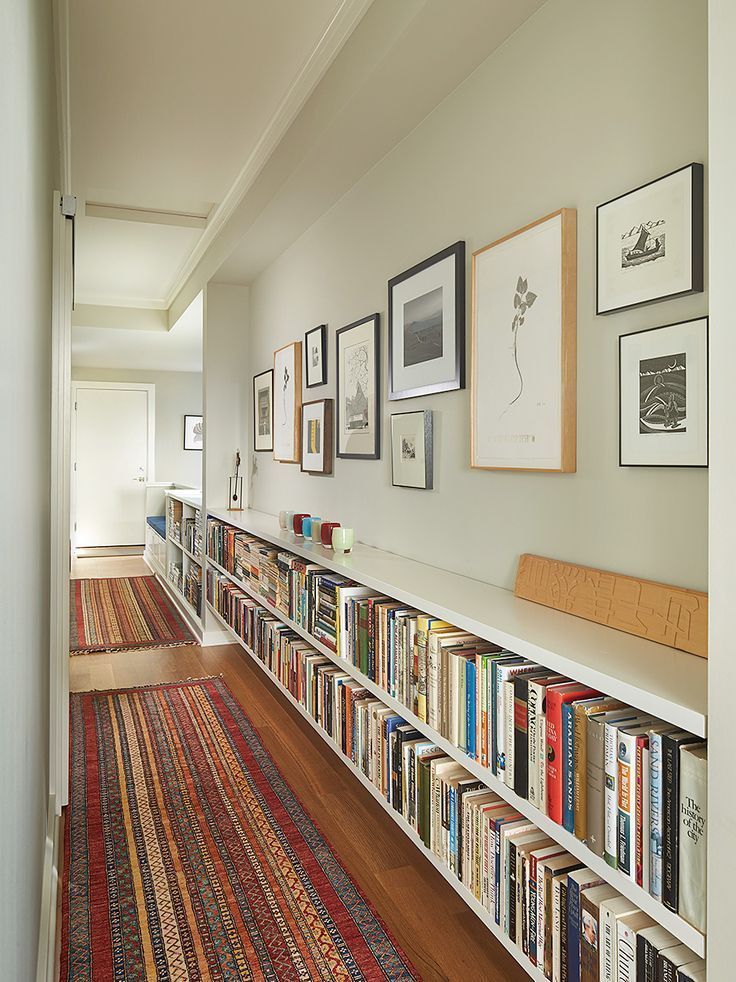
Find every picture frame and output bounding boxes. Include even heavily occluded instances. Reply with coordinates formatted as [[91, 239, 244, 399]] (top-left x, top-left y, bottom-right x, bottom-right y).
[[336, 313, 380, 459], [300, 398, 333, 475], [619, 317, 708, 468], [471, 208, 577, 472], [304, 324, 327, 388], [183, 414, 203, 451], [252, 369, 274, 452], [273, 340, 302, 463], [390, 410, 433, 489], [596, 163, 704, 315], [388, 241, 465, 400]]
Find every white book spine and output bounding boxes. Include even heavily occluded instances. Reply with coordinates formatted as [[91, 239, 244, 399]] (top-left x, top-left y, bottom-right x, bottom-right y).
[[504, 679, 516, 789], [527, 683, 540, 807], [617, 922, 636, 982], [599, 906, 616, 982], [538, 716, 548, 816], [678, 747, 707, 933], [427, 636, 440, 731], [604, 720, 620, 866]]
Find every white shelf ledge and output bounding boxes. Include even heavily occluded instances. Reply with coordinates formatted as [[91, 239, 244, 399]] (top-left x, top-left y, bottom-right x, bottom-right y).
[[167, 489, 202, 509]]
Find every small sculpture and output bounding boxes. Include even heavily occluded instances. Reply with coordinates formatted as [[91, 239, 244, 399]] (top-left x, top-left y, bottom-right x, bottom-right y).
[[228, 450, 244, 511]]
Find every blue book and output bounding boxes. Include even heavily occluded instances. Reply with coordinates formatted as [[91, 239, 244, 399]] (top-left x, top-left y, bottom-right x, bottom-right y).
[[562, 701, 576, 833], [449, 786, 457, 870], [466, 659, 476, 759]]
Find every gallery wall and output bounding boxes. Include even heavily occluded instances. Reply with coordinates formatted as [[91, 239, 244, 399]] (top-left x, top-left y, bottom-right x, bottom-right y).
[[245, 0, 708, 592]]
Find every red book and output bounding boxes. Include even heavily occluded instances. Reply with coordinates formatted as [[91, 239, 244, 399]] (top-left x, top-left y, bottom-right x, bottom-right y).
[[545, 683, 599, 823], [635, 732, 649, 888]]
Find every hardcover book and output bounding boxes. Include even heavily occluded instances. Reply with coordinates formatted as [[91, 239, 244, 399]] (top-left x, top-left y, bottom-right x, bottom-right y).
[[579, 884, 618, 982], [598, 894, 637, 982], [677, 742, 707, 933], [546, 684, 599, 824], [662, 731, 701, 911]]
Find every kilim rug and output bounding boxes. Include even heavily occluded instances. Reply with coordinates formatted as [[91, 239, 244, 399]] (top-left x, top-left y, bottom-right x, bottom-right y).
[[60, 678, 419, 981], [70, 576, 196, 654]]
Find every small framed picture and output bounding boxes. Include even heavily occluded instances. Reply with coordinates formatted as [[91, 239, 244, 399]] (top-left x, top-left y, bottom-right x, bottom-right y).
[[301, 398, 333, 475], [253, 369, 274, 452], [273, 340, 302, 463], [305, 324, 327, 388], [597, 163, 704, 315], [388, 241, 465, 400], [619, 317, 708, 468], [390, 410, 433, 489], [183, 414, 203, 451], [336, 313, 380, 459]]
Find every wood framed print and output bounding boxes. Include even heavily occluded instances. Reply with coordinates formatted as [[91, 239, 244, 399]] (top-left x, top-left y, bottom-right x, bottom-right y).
[[252, 369, 274, 452], [304, 324, 327, 388], [390, 410, 433, 489], [300, 398, 333, 475], [336, 313, 380, 459], [597, 163, 704, 315], [619, 316, 708, 468], [471, 208, 577, 472], [388, 241, 465, 400], [183, 414, 203, 450], [273, 340, 302, 463]]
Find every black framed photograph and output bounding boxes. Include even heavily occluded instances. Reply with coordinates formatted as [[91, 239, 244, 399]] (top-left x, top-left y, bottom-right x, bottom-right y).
[[336, 313, 380, 459], [390, 410, 433, 489], [253, 369, 273, 452], [304, 324, 327, 388], [388, 240, 465, 400], [597, 163, 704, 315], [183, 414, 203, 451], [301, 398, 333, 475], [619, 317, 708, 467]]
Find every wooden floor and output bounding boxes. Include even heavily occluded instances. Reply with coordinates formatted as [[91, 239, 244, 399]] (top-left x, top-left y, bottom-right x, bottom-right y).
[[69, 556, 527, 982]]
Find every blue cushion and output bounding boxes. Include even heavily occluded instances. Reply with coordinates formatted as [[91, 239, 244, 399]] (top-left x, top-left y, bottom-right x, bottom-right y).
[[147, 515, 167, 539]]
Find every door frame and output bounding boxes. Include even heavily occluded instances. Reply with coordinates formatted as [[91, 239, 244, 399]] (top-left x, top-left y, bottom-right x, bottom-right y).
[[71, 380, 156, 549]]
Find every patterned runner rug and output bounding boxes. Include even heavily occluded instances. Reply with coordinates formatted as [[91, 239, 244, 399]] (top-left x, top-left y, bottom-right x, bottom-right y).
[[70, 576, 196, 654], [60, 678, 418, 980]]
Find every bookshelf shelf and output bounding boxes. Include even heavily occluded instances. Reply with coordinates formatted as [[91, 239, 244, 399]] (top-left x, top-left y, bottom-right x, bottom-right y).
[[205, 553, 706, 958]]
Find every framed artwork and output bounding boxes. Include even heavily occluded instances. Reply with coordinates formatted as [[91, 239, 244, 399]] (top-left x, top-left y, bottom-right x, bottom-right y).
[[390, 410, 433, 489], [301, 398, 333, 475], [273, 340, 302, 463], [597, 163, 704, 315], [252, 369, 273, 452], [183, 414, 203, 450], [305, 324, 327, 388], [388, 241, 465, 400], [471, 208, 577, 472], [336, 313, 380, 459], [619, 317, 708, 468]]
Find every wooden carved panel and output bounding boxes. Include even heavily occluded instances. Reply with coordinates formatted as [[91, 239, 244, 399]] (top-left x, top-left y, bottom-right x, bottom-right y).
[[514, 554, 708, 659]]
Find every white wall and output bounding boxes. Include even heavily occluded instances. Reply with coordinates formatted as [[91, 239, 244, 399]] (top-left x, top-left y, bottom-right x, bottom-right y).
[[246, 0, 708, 592], [0, 0, 57, 975], [72, 368, 203, 487]]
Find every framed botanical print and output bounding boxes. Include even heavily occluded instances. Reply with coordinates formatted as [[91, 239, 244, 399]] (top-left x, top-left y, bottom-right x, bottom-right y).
[[273, 340, 302, 463], [597, 163, 704, 315], [388, 241, 465, 400], [336, 313, 380, 459], [305, 324, 327, 388], [301, 398, 333, 475], [183, 414, 203, 451], [619, 317, 708, 467], [252, 369, 273, 452], [390, 410, 433, 489], [471, 208, 577, 472]]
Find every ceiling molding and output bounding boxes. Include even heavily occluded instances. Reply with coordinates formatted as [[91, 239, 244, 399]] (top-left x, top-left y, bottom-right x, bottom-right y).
[[163, 0, 374, 308], [85, 202, 210, 228], [52, 0, 72, 194], [74, 292, 169, 310], [72, 304, 169, 331]]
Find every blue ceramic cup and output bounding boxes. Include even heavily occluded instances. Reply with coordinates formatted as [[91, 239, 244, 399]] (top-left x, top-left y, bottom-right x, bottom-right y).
[[302, 516, 320, 539]]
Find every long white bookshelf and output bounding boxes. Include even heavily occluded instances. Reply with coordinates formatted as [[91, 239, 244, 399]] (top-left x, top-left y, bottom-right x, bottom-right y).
[[145, 488, 203, 636], [205, 547, 706, 958]]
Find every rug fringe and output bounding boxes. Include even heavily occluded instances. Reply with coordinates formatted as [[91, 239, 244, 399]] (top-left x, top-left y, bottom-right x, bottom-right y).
[[71, 675, 223, 696]]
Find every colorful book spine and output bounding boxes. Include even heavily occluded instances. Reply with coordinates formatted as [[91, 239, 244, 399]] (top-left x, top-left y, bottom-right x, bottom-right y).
[[562, 702, 576, 834]]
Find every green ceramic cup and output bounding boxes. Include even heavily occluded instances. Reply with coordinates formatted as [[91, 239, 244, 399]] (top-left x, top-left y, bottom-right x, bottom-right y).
[[332, 527, 354, 554]]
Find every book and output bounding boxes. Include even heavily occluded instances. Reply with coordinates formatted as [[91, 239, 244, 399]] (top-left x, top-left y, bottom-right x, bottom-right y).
[[528, 675, 567, 812], [587, 709, 637, 859], [579, 884, 617, 982], [635, 924, 678, 982], [513, 671, 554, 799], [527, 843, 566, 967], [604, 714, 652, 868], [662, 731, 701, 911], [648, 724, 676, 901], [675, 957, 706, 982], [656, 943, 699, 982], [551, 871, 567, 982], [616, 911, 655, 982], [616, 722, 655, 878], [539, 853, 582, 978], [598, 894, 638, 982], [546, 684, 600, 824], [573, 698, 622, 842], [677, 742, 707, 933], [567, 868, 606, 982]]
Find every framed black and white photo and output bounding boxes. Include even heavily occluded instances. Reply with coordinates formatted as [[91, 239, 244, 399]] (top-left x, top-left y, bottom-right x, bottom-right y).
[[336, 313, 380, 459], [183, 414, 203, 451], [390, 410, 433, 489], [388, 241, 465, 400], [273, 340, 302, 463], [301, 398, 333, 475], [619, 317, 708, 467], [597, 163, 704, 315], [253, 369, 273, 452], [304, 324, 327, 388]]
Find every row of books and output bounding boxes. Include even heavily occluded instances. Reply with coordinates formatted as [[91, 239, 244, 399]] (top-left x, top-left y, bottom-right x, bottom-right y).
[[167, 497, 182, 544], [167, 559, 182, 593], [204, 519, 707, 933], [184, 561, 201, 616], [184, 508, 202, 559]]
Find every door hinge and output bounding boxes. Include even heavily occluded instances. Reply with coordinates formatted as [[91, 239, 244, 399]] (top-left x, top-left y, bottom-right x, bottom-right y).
[[73, 462, 77, 471], [60, 194, 77, 219]]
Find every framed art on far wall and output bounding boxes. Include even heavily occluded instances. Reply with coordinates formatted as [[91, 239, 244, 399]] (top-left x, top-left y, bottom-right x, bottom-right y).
[[301, 398, 333, 475], [390, 410, 433, 489], [273, 340, 302, 463], [388, 240, 465, 400], [336, 313, 380, 459], [471, 208, 577, 472], [183, 414, 203, 450], [619, 317, 708, 467], [597, 163, 704, 315], [305, 324, 327, 388], [252, 369, 273, 452]]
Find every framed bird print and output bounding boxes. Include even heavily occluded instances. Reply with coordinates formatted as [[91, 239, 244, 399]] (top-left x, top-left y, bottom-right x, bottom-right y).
[[273, 341, 302, 463]]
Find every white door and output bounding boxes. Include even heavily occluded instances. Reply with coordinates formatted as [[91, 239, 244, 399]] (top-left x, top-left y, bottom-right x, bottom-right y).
[[73, 383, 155, 546]]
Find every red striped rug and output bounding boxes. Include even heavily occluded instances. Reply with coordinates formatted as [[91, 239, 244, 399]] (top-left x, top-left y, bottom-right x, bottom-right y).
[[70, 576, 196, 654], [61, 678, 418, 980]]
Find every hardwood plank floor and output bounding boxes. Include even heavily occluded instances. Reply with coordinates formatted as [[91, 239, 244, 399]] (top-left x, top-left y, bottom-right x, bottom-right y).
[[69, 558, 528, 982]]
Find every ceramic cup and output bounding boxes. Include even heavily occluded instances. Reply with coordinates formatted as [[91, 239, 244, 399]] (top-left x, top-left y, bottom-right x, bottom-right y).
[[332, 527, 354, 554], [293, 513, 310, 536], [278, 510, 288, 530], [302, 516, 320, 539], [284, 511, 295, 532], [310, 519, 323, 544], [320, 521, 340, 548]]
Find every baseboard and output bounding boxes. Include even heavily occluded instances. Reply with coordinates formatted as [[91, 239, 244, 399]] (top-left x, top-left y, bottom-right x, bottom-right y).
[[36, 796, 61, 982], [76, 545, 144, 557]]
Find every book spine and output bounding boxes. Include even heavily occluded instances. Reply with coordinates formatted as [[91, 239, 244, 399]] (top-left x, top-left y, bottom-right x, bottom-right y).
[[567, 876, 581, 982], [514, 681, 529, 798], [416, 628, 428, 722], [563, 702, 576, 833], [560, 881, 569, 982], [604, 722, 620, 868], [546, 692, 566, 823], [617, 924, 636, 982], [586, 718, 607, 858], [467, 661, 476, 760], [527, 683, 540, 808], [649, 732, 664, 902], [600, 906, 615, 982], [579, 894, 599, 982], [662, 736, 683, 911], [504, 679, 516, 789], [635, 735, 646, 888], [678, 747, 707, 933], [552, 877, 563, 982], [529, 856, 538, 966], [617, 731, 636, 878]]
